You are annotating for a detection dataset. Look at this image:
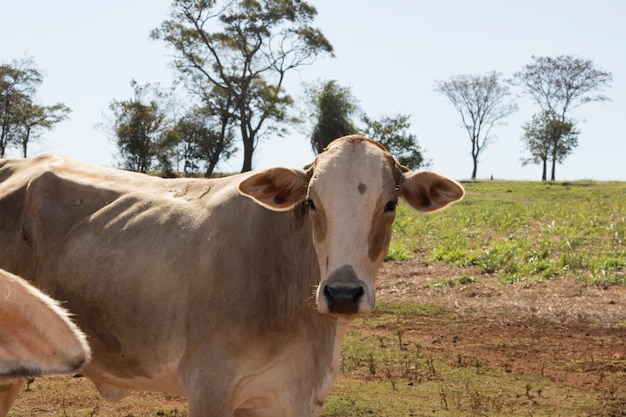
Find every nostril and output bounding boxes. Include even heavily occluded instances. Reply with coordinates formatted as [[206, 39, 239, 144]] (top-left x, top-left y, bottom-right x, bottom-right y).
[[323, 285, 333, 302], [352, 286, 364, 303], [323, 285, 364, 314]]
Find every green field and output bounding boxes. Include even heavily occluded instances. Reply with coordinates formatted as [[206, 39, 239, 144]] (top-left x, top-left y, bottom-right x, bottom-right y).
[[387, 180, 625, 285]]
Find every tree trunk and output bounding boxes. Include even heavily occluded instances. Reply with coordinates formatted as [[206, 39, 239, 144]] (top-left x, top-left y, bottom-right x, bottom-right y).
[[471, 157, 478, 180], [22, 126, 31, 158], [541, 158, 547, 181], [240, 135, 254, 172], [550, 157, 557, 181]]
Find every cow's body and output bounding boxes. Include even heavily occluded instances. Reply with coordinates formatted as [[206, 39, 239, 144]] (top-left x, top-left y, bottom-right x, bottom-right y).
[[0, 136, 463, 416]]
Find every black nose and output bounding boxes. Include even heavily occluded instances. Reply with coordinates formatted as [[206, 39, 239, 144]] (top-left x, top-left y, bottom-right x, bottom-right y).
[[323, 285, 364, 314]]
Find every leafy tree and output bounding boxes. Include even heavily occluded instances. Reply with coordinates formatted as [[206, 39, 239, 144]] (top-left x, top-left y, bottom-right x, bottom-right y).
[[521, 110, 579, 181], [152, 0, 333, 172], [105, 80, 172, 173], [361, 113, 428, 170], [435, 71, 517, 180], [0, 57, 69, 157], [305, 80, 357, 154], [173, 105, 237, 177], [303, 80, 427, 168], [513, 55, 612, 180], [13, 101, 70, 157]]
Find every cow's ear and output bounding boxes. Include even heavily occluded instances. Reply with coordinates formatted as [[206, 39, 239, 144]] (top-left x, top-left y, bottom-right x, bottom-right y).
[[0, 271, 91, 379], [399, 171, 464, 213], [239, 167, 309, 211]]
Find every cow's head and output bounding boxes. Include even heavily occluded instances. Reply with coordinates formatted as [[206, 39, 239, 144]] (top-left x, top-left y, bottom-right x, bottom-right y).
[[239, 135, 464, 318]]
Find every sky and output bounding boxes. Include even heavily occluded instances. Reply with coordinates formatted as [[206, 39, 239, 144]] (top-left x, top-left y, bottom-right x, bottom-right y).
[[1, 0, 625, 181]]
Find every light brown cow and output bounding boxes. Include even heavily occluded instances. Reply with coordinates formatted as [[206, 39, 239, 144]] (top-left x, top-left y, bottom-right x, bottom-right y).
[[0, 135, 463, 416], [0, 268, 91, 410]]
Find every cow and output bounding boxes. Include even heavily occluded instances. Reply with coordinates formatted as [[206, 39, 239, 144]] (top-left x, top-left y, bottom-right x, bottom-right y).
[[0, 268, 91, 409], [0, 135, 464, 416]]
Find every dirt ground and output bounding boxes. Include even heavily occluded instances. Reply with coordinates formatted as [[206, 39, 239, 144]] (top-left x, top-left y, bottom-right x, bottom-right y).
[[375, 257, 626, 404]]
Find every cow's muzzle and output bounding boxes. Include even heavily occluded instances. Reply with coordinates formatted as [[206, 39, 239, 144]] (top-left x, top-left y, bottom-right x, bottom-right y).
[[317, 265, 371, 316]]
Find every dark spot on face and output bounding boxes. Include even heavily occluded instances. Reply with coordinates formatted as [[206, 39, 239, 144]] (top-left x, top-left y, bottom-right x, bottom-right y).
[[422, 197, 432, 207], [358, 183, 367, 194], [273, 195, 286, 204]]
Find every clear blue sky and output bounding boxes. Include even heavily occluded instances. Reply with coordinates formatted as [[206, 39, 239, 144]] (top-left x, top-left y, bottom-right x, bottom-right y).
[[2, 0, 624, 181]]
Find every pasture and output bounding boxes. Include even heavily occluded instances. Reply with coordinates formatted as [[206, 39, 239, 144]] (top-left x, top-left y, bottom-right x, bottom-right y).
[[8, 181, 626, 416]]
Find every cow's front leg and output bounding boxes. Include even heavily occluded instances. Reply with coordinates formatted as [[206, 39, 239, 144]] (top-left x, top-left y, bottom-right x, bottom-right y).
[[187, 388, 235, 417], [180, 365, 236, 417], [0, 381, 24, 417]]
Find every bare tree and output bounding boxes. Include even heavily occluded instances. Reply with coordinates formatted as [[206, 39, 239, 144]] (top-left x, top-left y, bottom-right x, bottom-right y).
[[513, 55, 612, 120], [435, 72, 518, 180]]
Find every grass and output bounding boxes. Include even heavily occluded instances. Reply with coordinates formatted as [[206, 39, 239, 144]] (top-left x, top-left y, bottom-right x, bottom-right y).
[[386, 180, 626, 285]]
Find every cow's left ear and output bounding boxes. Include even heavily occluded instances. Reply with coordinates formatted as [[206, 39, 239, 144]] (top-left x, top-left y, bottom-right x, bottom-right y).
[[399, 171, 464, 213], [239, 167, 309, 211]]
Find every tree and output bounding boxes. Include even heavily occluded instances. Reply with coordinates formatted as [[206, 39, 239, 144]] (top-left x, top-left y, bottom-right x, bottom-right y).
[[13, 102, 70, 157], [513, 55, 612, 120], [152, 0, 333, 172], [513, 55, 612, 180], [302, 80, 428, 168], [0, 57, 69, 157], [173, 105, 237, 177], [521, 111, 579, 181], [305, 80, 357, 154], [361, 113, 428, 170], [435, 72, 518, 180], [105, 80, 172, 173]]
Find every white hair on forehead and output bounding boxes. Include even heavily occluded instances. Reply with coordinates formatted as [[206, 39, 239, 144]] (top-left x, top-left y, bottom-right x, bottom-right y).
[[311, 139, 392, 194]]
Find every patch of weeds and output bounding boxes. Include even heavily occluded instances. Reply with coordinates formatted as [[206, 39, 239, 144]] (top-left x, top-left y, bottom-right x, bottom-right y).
[[437, 376, 515, 415], [431, 274, 477, 288], [375, 300, 444, 316], [587, 257, 626, 286], [430, 242, 471, 266], [339, 330, 440, 386], [385, 239, 414, 261], [156, 410, 185, 417]]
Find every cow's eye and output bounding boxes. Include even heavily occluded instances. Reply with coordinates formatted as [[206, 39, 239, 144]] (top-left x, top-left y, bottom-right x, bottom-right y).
[[384, 200, 397, 213], [306, 198, 316, 212]]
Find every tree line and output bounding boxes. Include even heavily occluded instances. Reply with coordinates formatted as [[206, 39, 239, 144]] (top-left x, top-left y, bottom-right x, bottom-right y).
[[1, 0, 613, 180]]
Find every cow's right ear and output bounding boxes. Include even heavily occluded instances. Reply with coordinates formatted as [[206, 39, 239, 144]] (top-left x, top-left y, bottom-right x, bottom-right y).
[[239, 167, 309, 211]]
